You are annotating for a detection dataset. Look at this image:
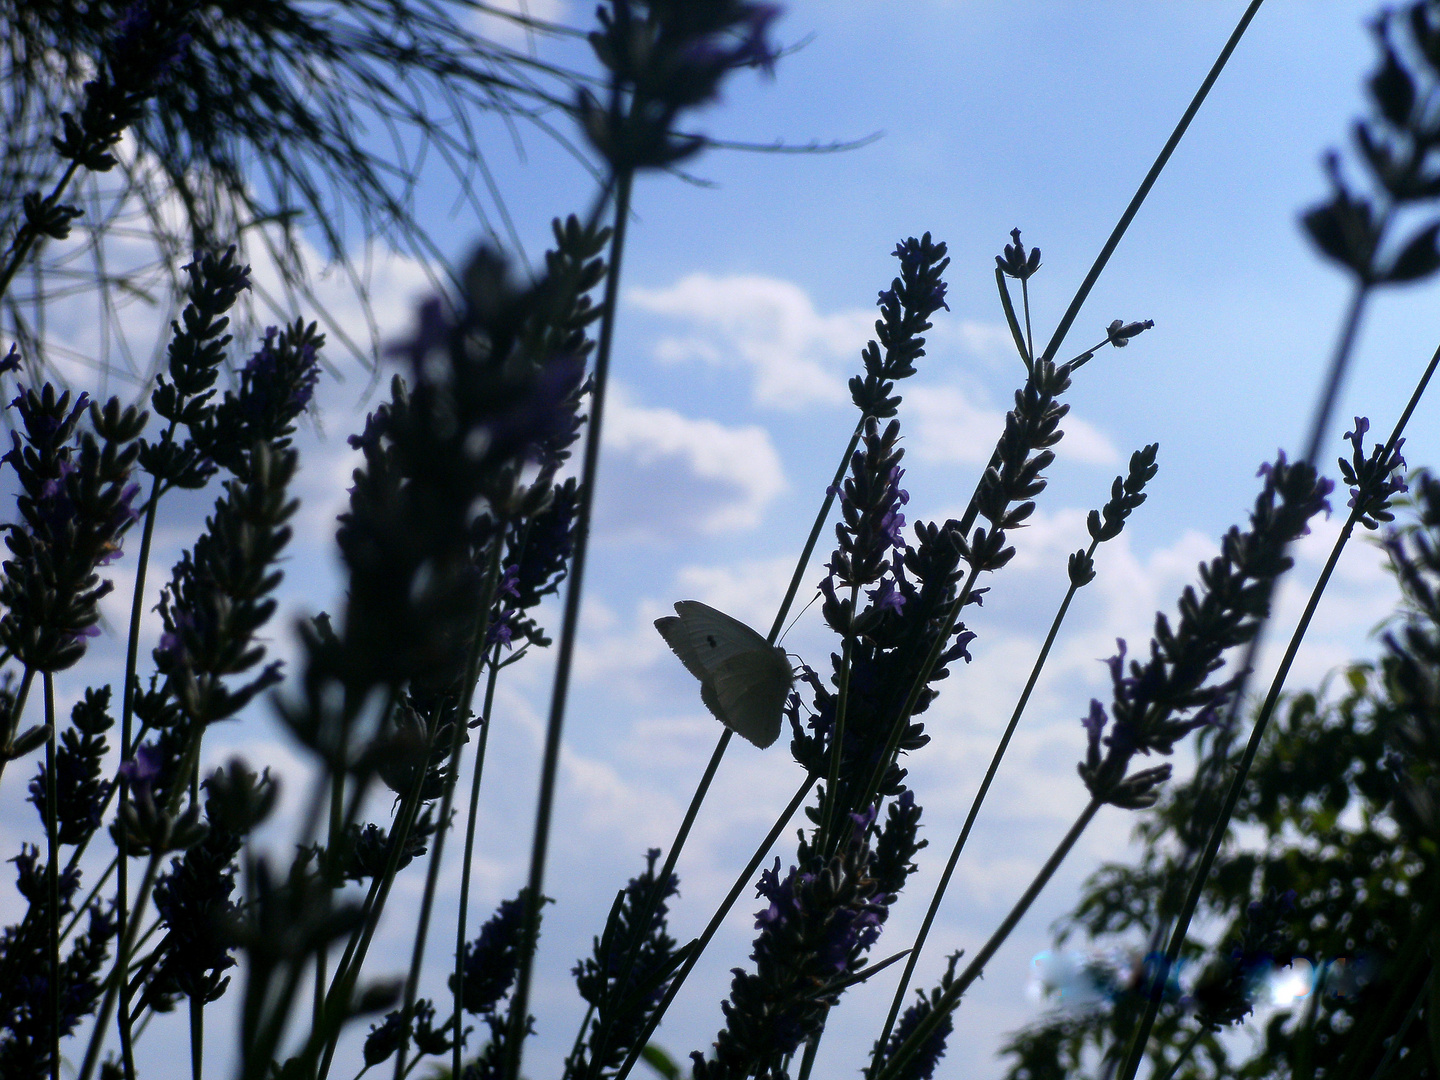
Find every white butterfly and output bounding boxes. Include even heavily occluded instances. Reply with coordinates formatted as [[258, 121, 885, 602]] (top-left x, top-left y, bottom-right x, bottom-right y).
[[654, 600, 794, 749]]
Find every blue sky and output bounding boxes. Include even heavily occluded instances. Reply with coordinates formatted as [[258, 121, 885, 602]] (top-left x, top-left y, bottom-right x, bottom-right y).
[[12, 1, 1440, 1077]]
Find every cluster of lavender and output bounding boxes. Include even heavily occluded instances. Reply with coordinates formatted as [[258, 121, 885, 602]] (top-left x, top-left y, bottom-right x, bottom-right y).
[[10, 1, 1440, 1079], [569, 850, 684, 1080], [693, 811, 888, 1080], [2, 693, 118, 1077], [250, 220, 604, 1079], [1303, 3, 1440, 287], [1079, 457, 1334, 811], [1380, 471, 1440, 848]]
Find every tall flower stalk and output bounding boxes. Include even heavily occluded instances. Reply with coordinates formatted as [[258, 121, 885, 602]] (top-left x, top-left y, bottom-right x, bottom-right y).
[[504, 6, 782, 1078]]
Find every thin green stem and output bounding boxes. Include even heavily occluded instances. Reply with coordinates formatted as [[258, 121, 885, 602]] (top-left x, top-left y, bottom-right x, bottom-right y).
[[818, 587, 857, 856], [769, 421, 865, 644], [877, 543, 1095, 1052], [795, 1017, 825, 1080], [1036, 0, 1266, 366], [875, 798, 1102, 1080], [0, 665, 37, 786], [309, 769, 429, 1080], [505, 164, 634, 1080], [116, 459, 168, 1080], [1151, 1024, 1208, 1080], [393, 548, 505, 1080], [314, 949, 327, 1053], [77, 846, 165, 1080], [45, 673, 59, 1080], [0, 159, 82, 304], [613, 776, 817, 1080], [315, 873, 387, 1080], [565, 1002, 597, 1077], [1366, 967, 1433, 1080], [1114, 313, 1433, 1080], [62, 853, 118, 941], [1020, 277, 1034, 364], [79, 726, 205, 1080], [454, 649, 503, 1080], [189, 993, 204, 1080]]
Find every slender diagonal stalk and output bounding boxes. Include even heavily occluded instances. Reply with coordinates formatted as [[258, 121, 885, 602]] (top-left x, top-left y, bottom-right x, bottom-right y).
[[0, 665, 37, 786], [578, 420, 863, 1079], [612, 776, 817, 1080], [876, 539, 1097, 1051], [77, 844, 166, 1080], [795, 1015, 825, 1080], [1021, 277, 1034, 364], [874, 798, 1102, 1080], [393, 547, 505, 1080], [78, 727, 205, 1080], [189, 994, 204, 1080], [453, 649, 503, 1080], [1366, 968, 1434, 1080], [769, 421, 866, 644], [0, 159, 82, 303], [62, 853, 117, 941], [1113, 298, 1428, 1080], [1152, 1024, 1208, 1080], [504, 164, 633, 1080], [311, 755, 431, 1080], [314, 873, 387, 1080], [45, 672, 59, 1080], [116, 459, 169, 1080], [818, 587, 858, 856], [1036, 0, 1266, 366]]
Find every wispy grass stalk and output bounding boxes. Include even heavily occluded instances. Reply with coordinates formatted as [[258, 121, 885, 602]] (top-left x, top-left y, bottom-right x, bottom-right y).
[[0, 665, 37, 786], [311, 738, 431, 1080]]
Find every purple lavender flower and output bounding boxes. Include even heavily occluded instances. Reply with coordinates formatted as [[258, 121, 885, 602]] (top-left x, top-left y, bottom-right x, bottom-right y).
[[453, 890, 534, 1016], [1078, 455, 1333, 808], [867, 577, 906, 616], [1340, 415, 1408, 529], [118, 744, 163, 794]]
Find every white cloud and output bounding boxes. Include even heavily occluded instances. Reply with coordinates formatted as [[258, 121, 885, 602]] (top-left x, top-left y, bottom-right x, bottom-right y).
[[465, 0, 569, 46], [598, 384, 787, 536], [672, 556, 802, 636], [906, 383, 1119, 466], [628, 273, 872, 409]]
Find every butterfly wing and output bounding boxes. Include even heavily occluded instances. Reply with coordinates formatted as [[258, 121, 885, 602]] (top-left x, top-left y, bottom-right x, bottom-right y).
[[707, 646, 794, 748], [655, 600, 794, 749]]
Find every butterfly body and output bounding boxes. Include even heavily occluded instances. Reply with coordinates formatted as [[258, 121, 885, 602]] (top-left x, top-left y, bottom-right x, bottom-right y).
[[655, 600, 793, 749]]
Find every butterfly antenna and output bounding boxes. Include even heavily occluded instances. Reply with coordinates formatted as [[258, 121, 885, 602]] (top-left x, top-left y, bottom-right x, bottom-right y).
[[779, 590, 821, 645]]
